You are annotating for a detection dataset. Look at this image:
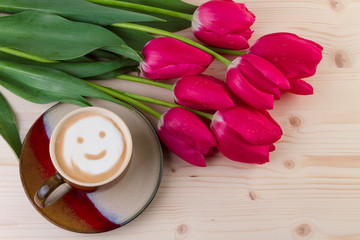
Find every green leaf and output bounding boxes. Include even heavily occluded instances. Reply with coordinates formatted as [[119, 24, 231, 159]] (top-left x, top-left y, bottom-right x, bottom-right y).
[[89, 50, 123, 61], [138, 15, 191, 32], [65, 56, 94, 63], [101, 46, 141, 62], [86, 66, 139, 80], [0, 60, 125, 107], [0, 51, 138, 78], [119, 0, 196, 14], [109, 27, 154, 52], [0, 0, 163, 25], [0, 11, 141, 61], [51, 60, 139, 78], [0, 92, 22, 158], [45, 60, 138, 78], [112, 0, 197, 32]]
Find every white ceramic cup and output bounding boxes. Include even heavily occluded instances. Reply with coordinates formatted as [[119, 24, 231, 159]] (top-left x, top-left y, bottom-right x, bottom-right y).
[[34, 107, 133, 208]]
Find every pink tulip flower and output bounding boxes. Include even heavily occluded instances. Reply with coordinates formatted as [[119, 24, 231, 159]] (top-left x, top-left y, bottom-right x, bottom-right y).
[[287, 79, 313, 95], [192, 0, 255, 50], [249, 32, 323, 79], [141, 37, 214, 80], [157, 107, 217, 167], [173, 74, 235, 111], [211, 105, 282, 164], [226, 53, 290, 110]]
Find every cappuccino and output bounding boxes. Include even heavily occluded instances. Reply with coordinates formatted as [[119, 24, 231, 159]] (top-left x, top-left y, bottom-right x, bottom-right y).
[[53, 110, 129, 184]]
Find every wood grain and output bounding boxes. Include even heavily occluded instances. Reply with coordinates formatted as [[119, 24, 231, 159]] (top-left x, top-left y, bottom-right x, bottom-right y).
[[1, 0, 360, 239]]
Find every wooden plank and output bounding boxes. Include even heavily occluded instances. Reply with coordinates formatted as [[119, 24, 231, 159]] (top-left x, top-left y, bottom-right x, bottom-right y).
[[1, 0, 360, 239]]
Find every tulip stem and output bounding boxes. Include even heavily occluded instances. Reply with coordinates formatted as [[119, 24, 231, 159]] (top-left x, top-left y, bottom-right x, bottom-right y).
[[85, 0, 193, 21], [111, 22, 233, 67], [116, 74, 174, 90], [87, 82, 213, 120], [86, 81, 162, 119], [0, 47, 59, 63], [207, 47, 247, 56], [119, 91, 213, 120]]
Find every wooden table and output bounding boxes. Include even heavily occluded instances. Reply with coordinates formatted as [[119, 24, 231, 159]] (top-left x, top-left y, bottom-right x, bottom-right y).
[[1, 0, 360, 239]]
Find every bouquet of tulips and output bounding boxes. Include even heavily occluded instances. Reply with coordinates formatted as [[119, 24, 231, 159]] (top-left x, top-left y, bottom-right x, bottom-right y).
[[0, 0, 322, 167]]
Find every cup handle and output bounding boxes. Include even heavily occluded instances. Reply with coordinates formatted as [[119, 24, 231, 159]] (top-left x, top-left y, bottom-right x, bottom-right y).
[[34, 172, 71, 208]]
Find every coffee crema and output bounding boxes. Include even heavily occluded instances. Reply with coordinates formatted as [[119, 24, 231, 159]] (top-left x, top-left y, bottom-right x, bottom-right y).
[[55, 112, 127, 184]]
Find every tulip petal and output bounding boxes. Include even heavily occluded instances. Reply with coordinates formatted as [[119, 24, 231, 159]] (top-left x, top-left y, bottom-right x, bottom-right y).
[[240, 54, 290, 90], [193, 29, 251, 50], [250, 32, 323, 79], [143, 37, 213, 68], [212, 119, 270, 164], [269, 144, 276, 152], [287, 79, 314, 95], [192, 0, 255, 50], [158, 107, 216, 158], [226, 61, 274, 110], [238, 63, 281, 100], [174, 74, 235, 111], [141, 37, 213, 80], [157, 128, 207, 167], [141, 62, 208, 80], [214, 105, 282, 146], [259, 109, 283, 135], [194, 0, 255, 35]]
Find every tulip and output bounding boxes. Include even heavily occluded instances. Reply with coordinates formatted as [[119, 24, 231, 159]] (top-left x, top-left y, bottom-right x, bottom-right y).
[[192, 0, 255, 50], [249, 32, 323, 79], [287, 79, 313, 95], [226, 53, 290, 110], [157, 107, 217, 167], [173, 74, 235, 111], [211, 105, 282, 164], [140, 37, 214, 80]]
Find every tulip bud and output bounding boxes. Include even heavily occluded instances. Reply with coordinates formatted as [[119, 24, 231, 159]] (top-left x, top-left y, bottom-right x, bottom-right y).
[[211, 105, 282, 164], [192, 0, 255, 50], [287, 79, 313, 95], [226, 54, 289, 110], [157, 107, 217, 167], [249, 32, 323, 79], [174, 74, 235, 111], [141, 37, 214, 80]]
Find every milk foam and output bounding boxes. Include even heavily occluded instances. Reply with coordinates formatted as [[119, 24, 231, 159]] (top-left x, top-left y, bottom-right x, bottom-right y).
[[60, 115, 124, 176]]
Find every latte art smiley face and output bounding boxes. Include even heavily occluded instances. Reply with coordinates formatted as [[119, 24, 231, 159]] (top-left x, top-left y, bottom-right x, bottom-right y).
[[55, 113, 127, 183]]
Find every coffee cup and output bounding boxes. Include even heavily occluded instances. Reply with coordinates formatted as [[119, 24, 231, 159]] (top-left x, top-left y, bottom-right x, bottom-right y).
[[34, 107, 133, 208]]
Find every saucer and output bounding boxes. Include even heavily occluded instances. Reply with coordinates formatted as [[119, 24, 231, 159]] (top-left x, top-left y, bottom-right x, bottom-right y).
[[19, 99, 163, 233]]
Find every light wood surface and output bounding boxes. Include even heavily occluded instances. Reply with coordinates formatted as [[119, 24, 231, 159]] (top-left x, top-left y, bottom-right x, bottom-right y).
[[1, 0, 360, 239]]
